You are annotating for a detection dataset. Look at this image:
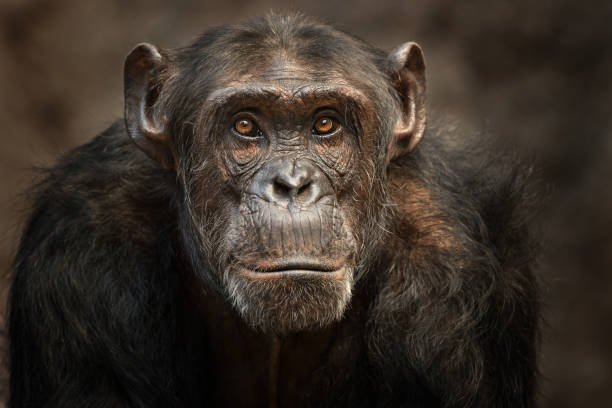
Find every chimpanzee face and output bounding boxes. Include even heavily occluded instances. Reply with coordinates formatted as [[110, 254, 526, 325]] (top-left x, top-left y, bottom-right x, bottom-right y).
[[187, 66, 376, 333], [124, 22, 426, 333]]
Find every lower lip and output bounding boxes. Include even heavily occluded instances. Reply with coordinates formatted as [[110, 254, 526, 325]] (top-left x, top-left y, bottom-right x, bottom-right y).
[[236, 266, 347, 280]]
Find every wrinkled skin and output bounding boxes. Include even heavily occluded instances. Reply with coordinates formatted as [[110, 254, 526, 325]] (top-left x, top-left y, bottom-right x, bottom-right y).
[[202, 81, 366, 333]]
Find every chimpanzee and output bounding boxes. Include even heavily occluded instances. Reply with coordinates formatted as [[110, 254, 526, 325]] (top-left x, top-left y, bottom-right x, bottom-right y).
[[8, 13, 540, 408]]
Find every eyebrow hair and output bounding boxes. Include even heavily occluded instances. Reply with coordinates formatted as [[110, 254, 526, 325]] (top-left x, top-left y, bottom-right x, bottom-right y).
[[205, 83, 370, 107]]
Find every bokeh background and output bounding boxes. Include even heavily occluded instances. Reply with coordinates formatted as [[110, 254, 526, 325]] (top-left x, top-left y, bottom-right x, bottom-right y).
[[1, 0, 611, 406]]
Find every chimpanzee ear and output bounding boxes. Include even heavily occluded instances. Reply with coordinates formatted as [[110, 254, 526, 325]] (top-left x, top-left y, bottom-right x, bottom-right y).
[[387, 42, 426, 163], [124, 43, 175, 169]]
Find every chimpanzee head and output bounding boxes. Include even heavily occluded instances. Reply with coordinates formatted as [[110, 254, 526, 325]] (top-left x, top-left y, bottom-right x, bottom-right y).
[[124, 14, 425, 333]]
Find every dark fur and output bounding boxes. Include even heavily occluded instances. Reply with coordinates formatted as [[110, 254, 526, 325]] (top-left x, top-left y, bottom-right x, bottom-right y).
[[9, 14, 540, 408]]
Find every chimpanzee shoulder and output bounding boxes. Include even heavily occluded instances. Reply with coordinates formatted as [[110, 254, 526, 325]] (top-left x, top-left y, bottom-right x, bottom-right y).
[[10, 121, 181, 407], [375, 127, 540, 406]]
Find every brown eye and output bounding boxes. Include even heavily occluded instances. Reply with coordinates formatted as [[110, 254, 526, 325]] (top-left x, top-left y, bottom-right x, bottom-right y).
[[313, 117, 338, 135], [234, 118, 254, 135]]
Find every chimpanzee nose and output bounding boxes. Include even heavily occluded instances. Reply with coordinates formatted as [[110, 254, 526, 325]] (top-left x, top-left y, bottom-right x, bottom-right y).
[[248, 158, 332, 207]]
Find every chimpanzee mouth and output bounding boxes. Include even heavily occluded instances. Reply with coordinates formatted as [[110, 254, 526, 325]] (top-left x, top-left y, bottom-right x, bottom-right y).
[[233, 257, 348, 278]]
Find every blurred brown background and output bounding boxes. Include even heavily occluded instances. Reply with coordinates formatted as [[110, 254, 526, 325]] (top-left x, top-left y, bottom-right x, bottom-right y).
[[1, 0, 611, 406]]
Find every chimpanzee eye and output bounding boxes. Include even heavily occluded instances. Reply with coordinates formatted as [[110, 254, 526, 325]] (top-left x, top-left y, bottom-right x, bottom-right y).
[[234, 118, 255, 136], [313, 117, 339, 135]]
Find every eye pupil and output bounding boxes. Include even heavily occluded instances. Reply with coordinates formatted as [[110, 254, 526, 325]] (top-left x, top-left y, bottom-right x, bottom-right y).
[[235, 118, 254, 135], [315, 117, 335, 134]]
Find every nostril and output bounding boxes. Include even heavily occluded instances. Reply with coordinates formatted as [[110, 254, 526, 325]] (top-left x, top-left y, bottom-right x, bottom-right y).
[[273, 179, 292, 198], [272, 177, 312, 201], [297, 182, 311, 197]]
